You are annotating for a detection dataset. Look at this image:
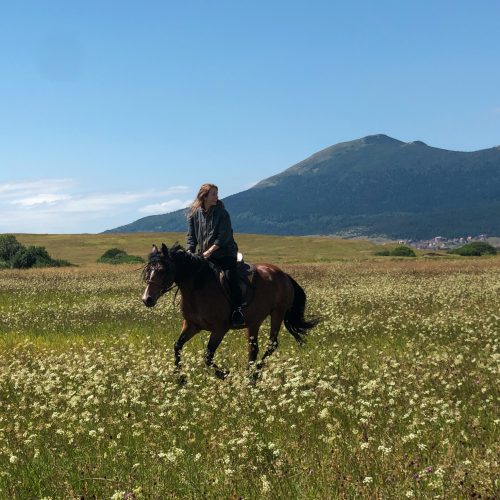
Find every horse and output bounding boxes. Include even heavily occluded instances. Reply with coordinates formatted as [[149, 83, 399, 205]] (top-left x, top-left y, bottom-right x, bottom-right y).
[[141, 243, 318, 379]]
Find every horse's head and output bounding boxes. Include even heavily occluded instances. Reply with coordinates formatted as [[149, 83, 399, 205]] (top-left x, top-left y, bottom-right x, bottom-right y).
[[142, 243, 175, 307]]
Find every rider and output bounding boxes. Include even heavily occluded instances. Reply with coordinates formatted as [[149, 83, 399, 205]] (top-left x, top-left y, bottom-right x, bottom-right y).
[[186, 183, 245, 327]]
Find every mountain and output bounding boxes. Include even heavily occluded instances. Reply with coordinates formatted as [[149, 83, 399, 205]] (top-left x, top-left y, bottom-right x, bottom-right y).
[[104, 134, 500, 239]]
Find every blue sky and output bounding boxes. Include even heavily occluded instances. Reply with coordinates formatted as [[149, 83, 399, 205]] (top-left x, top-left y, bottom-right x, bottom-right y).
[[1, 1, 499, 233]]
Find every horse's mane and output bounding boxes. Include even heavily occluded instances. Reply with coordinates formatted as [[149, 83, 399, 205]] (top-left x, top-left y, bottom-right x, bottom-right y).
[[143, 242, 217, 288]]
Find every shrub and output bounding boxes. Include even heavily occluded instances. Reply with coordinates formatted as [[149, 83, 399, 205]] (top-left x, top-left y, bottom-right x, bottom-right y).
[[0, 234, 24, 261], [449, 242, 497, 256], [373, 249, 390, 256], [11, 248, 37, 269], [1, 237, 73, 269], [97, 248, 144, 264], [27, 246, 53, 267], [27, 246, 72, 267], [390, 245, 416, 257]]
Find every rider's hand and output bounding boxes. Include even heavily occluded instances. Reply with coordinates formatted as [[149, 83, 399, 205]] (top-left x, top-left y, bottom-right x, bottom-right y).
[[202, 249, 212, 259]]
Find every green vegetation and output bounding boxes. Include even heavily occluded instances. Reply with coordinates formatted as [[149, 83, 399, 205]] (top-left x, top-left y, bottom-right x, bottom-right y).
[[374, 244, 416, 257], [0, 234, 72, 269], [390, 244, 416, 257], [0, 258, 498, 498], [0, 234, 24, 262], [97, 247, 145, 264], [449, 241, 497, 256]]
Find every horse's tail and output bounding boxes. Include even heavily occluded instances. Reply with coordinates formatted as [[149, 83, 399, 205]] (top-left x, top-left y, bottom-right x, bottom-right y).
[[284, 275, 319, 345]]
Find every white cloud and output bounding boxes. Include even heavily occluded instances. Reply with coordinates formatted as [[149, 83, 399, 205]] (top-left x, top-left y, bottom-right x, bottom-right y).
[[139, 199, 191, 215], [0, 179, 75, 196], [11, 193, 71, 207], [0, 178, 193, 233]]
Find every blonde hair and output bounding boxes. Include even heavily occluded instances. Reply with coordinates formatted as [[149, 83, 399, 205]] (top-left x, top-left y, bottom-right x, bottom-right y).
[[188, 183, 218, 217]]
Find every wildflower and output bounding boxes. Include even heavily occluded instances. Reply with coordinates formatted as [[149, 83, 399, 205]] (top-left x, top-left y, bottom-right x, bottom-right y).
[[363, 476, 373, 484], [377, 445, 391, 455], [319, 407, 329, 419], [261, 474, 271, 493], [435, 466, 445, 478], [9, 455, 18, 464]]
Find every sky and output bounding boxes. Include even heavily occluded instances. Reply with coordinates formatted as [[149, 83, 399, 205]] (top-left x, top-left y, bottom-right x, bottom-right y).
[[1, 1, 499, 233]]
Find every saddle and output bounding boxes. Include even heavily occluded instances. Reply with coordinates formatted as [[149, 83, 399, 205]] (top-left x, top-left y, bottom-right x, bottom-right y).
[[217, 254, 256, 306]]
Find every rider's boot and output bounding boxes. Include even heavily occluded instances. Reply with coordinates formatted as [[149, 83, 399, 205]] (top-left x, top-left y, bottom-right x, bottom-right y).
[[231, 305, 245, 327]]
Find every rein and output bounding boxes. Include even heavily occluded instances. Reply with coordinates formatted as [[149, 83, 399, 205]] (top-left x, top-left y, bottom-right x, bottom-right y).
[[147, 280, 176, 294], [146, 274, 176, 295]]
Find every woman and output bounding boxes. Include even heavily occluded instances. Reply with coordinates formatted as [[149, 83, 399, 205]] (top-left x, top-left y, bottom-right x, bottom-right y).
[[186, 183, 245, 327]]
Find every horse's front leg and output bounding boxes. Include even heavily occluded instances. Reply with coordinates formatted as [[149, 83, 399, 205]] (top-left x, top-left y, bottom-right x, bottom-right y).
[[205, 329, 229, 379], [174, 320, 200, 369]]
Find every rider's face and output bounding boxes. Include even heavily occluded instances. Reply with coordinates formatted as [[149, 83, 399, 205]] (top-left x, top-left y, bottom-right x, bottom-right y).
[[205, 187, 218, 208]]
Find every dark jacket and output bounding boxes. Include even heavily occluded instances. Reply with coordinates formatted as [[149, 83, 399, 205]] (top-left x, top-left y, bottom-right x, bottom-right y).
[[186, 201, 238, 258]]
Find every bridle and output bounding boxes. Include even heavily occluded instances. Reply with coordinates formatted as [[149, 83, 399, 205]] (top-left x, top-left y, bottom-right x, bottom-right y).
[[146, 263, 176, 296]]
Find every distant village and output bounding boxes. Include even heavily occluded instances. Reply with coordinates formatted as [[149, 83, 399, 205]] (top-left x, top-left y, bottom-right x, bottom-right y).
[[398, 235, 490, 250]]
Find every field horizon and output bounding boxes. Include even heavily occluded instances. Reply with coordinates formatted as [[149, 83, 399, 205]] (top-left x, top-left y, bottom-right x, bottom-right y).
[[12, 232, 394, 266]]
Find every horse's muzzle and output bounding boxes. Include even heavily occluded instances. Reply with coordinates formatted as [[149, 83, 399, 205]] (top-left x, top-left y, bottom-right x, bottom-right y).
[[143, 296, 156, 308]]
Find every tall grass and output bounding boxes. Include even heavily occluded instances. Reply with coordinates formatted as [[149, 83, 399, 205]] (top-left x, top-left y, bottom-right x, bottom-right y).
[[0, 256, 498, 498]]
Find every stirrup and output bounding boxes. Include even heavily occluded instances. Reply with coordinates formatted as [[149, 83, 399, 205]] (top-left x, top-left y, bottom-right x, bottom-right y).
[[231, 307, 245, 327]]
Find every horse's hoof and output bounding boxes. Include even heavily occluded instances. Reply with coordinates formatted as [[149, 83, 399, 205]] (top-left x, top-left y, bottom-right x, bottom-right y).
[[248, 371, 259, 386], [214, 367, 229, 380], [173, 367, 186, 385]]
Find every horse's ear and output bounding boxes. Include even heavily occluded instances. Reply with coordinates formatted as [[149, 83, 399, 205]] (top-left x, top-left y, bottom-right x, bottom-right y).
[[161, 243, 168, 256], [151, 244, 158, 254]]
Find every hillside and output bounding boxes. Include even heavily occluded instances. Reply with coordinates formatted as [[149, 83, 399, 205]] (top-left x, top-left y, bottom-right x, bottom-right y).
[[104, 135, 500, 239]]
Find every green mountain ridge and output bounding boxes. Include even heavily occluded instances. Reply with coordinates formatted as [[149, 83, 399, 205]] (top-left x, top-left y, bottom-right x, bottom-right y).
[[104, 134, 500, 239]]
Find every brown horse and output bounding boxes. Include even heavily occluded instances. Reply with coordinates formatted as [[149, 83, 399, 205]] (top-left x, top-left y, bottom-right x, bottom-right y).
[[142, 243, 318, 379]]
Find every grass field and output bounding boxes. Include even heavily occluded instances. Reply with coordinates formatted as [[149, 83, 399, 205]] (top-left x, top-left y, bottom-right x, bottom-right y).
[[14, 232, 387, 265], [0, 234, 498, 498]]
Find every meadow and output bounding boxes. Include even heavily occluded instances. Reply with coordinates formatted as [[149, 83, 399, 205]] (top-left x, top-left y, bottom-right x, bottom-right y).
[[0, 234, 498, 499]]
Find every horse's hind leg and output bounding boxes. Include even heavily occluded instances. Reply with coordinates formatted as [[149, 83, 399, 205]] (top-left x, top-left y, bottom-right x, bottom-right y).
[[174, 320, 200, 369], [246, 323, 262, 384], [257, 310, 283, 370], [205, 330, 228, 379]]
